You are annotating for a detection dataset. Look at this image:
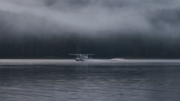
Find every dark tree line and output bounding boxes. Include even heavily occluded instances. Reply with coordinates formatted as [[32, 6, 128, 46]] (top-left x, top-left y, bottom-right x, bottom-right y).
[[0, 33, 180, 59]]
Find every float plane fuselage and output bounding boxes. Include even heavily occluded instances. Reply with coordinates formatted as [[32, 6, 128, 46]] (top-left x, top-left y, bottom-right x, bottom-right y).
[[69, 54, 94, 61]]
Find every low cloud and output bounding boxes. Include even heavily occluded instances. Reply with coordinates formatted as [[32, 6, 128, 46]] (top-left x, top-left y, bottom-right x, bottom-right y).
[[0, 0, 180, 37]]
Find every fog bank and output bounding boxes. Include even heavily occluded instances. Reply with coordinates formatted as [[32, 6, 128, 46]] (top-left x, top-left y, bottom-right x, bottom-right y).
[[0, 0, 180, 37]]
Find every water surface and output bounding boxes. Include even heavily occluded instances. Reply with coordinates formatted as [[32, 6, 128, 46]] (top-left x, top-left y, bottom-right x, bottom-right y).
[[0, 59, 180, 101]]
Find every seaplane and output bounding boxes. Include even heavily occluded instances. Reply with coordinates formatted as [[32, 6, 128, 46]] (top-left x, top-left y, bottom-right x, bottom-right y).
[[69, 54, 94, 61]]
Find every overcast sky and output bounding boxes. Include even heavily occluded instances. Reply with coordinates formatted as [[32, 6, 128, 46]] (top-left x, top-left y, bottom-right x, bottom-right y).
[[0, 0, 180, 37]]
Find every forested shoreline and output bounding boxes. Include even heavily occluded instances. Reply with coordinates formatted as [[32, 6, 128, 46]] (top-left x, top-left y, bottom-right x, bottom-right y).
[[0, 33, 180, 59]]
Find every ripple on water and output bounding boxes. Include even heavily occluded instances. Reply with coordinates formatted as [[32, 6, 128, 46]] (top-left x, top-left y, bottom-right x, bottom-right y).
[[0, 59, 180, 101]]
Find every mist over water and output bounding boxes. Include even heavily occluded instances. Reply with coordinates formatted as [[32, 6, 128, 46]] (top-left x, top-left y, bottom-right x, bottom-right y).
[[0, 0, 180, 37], [1, 1, 180, 100]]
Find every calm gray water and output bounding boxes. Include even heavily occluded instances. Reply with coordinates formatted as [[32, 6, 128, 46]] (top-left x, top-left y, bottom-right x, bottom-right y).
[[0, 59, 180, 101]]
